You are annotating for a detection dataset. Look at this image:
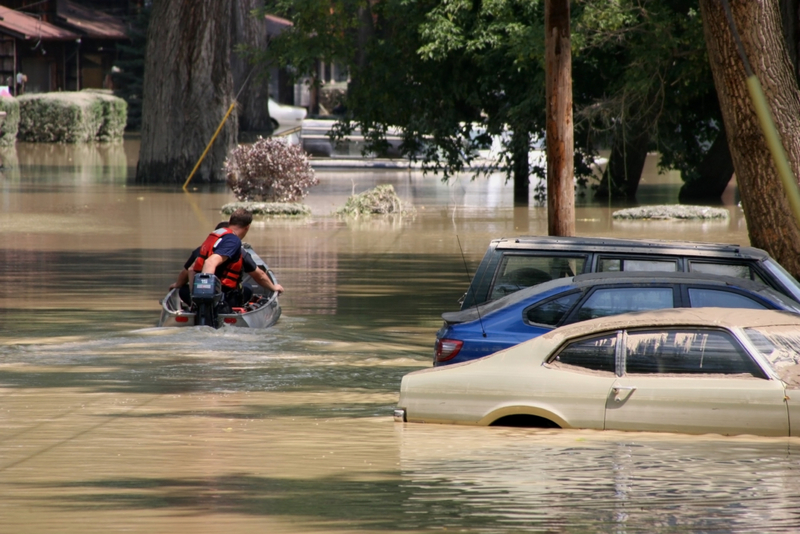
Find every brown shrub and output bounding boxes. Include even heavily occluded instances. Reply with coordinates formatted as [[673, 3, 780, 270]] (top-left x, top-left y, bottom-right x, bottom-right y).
[[224, 137, 317, 202]]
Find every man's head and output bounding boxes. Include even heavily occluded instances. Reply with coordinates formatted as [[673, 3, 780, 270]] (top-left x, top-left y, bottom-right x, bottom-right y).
[[215, 221, 230, 230], [228, 209, 253, 238]]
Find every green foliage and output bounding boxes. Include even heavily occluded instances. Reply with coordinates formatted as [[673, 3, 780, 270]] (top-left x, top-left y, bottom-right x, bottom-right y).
[[258, 0, 364, 88], [336, 184, 414, 217], [112, 5, 149, 130], [573, 0, 716, 185], [262, 0, 717, 193], [0, 96, 20, 146], [17, 92, 127, 143]]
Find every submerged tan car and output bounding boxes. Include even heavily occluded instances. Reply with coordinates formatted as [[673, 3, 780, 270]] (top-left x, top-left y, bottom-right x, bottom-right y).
[[395, 308, 800, 437]]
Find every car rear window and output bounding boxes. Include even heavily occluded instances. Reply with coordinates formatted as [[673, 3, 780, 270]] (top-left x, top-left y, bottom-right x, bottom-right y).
[[598, 258, 678, 273], [490, 254, 586, 301], [688, 261, 754, 280], [525, 292, 582, 326]]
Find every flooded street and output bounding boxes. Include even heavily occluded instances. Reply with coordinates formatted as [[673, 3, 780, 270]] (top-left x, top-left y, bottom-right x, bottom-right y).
[[2, 140, 800, 532]]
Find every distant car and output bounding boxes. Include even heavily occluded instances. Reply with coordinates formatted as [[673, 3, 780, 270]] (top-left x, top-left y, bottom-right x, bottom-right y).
[[435, 272, 800, 366], [460, 236, 800, 309], [268, 98, 307, 129], [399, 308, 800, 437]]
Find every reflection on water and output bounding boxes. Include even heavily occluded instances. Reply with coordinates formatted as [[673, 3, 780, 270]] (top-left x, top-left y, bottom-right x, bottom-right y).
[[4, 142, 797, 532]]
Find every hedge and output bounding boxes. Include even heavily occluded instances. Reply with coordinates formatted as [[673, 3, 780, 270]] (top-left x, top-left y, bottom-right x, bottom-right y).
[[17, 90, 127, 143], [0, 96, 19, 146]]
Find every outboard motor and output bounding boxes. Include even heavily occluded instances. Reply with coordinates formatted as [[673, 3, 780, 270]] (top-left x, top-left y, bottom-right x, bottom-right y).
[[192, 273, 222, 327]]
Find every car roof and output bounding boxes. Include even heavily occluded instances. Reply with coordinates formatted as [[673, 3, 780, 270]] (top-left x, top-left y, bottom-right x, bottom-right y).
[[492, 236, 769, 259], [444, 272, 782, 324], [571, 271, 769, 290], [540, 307, 800, 343]]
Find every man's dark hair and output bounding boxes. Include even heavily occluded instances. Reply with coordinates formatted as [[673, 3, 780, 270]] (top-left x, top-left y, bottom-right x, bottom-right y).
[[229, 209, 253, 227], [215, 221, 230, 230]]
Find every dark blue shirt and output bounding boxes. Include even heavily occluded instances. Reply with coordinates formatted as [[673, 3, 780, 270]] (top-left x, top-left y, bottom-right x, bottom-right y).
[[213, 233, 242, 262], [185, 246, 257, 273]]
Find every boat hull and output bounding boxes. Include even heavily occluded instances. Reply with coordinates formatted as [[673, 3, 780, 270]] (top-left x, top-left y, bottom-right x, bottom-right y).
[[158, 250, 282, 329], [157, 287, 281, 328]]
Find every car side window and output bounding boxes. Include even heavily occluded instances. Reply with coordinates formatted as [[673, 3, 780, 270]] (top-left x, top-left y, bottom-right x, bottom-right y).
[[552, 334, 617, 373], [687, 288, 769, 310], [571, 288, 674, 322], [688, 261, 754, 280], [490, 254, 587, 300], [624, 329, 766, 378], [525, 292, 582, 326], [598, 258, 678, 273]]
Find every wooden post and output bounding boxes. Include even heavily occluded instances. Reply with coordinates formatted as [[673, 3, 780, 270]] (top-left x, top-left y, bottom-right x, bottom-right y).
[[545, 0, 575, 236]]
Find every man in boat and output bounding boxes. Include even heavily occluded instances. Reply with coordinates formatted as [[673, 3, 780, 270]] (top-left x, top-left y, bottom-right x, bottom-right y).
[[172, 210, 284, 308]]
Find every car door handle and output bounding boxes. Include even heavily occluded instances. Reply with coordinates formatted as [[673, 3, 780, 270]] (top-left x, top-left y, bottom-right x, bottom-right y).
[[612, 386, 637, 402]]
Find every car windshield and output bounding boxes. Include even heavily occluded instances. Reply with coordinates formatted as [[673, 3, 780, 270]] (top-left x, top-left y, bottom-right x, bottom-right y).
[[762, 259, 800, 302], [743, 326, 800, 373]]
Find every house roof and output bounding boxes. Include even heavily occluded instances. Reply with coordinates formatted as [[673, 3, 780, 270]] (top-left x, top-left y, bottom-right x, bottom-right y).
[[0, 5, 79, 41], [56, 0, 127, 40]]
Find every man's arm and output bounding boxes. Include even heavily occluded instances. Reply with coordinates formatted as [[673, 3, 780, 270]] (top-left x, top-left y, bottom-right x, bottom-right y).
[[169, 268, 189, 289], [202, 253, 228, 274], [249, 267, 284, 293]]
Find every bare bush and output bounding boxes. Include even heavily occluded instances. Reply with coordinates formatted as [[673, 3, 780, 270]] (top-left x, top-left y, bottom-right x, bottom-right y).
[[224, 137, 318, 202]]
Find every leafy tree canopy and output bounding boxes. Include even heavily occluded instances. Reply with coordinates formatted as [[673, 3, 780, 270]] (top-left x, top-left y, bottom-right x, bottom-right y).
[[260, 0, 719, 197]]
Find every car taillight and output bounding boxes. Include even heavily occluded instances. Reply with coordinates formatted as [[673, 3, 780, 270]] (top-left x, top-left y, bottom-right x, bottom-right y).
[[435, 338, 463, 362]]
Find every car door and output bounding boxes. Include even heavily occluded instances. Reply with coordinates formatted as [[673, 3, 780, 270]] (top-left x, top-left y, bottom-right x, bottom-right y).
[[604, 327, 789, 436], [544, 332, 620, 429]]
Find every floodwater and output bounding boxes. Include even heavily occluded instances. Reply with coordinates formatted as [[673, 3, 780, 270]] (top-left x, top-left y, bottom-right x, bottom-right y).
[[2, 140, 799, 533]]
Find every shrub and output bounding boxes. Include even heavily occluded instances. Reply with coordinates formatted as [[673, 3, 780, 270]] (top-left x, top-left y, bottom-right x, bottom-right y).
[[17, 91, 127, 143], [224, 137, 318, 202], [221, 201, 312, 217], [0, 96, 19, 146], [336, 184, 415, 217]]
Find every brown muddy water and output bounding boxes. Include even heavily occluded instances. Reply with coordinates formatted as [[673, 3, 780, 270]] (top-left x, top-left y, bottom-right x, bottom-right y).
[[1, 140, 799, 533]]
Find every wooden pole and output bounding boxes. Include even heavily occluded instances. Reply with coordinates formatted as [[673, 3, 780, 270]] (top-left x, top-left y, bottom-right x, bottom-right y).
[[545, 0, 575, 236]]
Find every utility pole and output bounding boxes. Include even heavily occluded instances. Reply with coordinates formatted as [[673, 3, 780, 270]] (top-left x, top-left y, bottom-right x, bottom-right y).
[[545, 0, 575, 236]]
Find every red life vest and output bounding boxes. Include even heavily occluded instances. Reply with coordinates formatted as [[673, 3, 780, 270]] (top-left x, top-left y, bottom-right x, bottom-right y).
[[192, 228, 244, 290]]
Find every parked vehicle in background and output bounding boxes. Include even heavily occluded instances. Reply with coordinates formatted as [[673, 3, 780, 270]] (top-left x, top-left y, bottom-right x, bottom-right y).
[[268, 98, 307, 129], [399, 308, 800, 437], [435, 272, 800, 366], [460, 236, 800, 309]]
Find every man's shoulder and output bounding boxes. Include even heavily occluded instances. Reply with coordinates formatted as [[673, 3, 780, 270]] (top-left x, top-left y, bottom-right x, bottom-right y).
[[214, 233, 242, 257]]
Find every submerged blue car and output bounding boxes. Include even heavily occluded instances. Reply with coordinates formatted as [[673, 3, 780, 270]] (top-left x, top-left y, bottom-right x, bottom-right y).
[[433, 271, 800, 366]]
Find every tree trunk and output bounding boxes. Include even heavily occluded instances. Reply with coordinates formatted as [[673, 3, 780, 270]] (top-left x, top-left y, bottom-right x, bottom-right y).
[[512, 132, 530, 206], [699, 0, 800, 277], [137, 0, 236, 184], [781, 0, 800, 84], [594, 124, 650, 200], [232, 0, 271, 133], [678, 128, 735, 202], [545, 0, 575, 236]]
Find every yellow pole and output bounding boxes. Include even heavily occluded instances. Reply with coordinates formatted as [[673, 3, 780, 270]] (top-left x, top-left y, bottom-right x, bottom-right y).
[[745, 76, 800, 226], [182, 100, 237, 190]]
